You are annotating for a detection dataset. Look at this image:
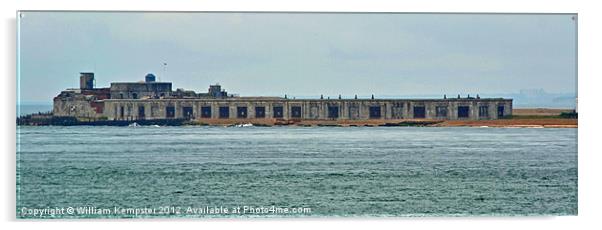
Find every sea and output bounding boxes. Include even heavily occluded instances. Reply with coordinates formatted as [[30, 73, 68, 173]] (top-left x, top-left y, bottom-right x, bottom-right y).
[[16, 126, 577, 218]]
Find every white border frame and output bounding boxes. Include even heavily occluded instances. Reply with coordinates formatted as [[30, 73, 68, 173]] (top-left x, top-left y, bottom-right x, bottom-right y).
[[3, 0, 600, 229]]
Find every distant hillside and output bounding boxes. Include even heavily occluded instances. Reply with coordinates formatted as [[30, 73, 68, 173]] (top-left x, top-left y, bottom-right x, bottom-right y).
[[492, 89, 576, 109]]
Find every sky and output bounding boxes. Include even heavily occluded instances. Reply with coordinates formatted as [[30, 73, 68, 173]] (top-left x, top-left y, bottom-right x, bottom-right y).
[[18, 12, 577, 103]]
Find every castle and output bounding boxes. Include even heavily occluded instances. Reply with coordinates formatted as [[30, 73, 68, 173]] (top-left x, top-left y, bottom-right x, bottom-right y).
[[53, 72, 513, 123]]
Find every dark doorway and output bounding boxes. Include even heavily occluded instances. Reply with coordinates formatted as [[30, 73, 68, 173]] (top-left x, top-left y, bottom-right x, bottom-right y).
[[291, 106, 302, 118], [497, 105, 505, 117], [166, 106, 175, 118], [273, 106, 283, 118], [237, 106, 248, 118], [369, 106, 381, 119], [327, 106, 339, 119], [183, 106, 193, 119], [201, 106, 212, 118], [458, 106, 470, 118], [219, 106, 230, 119], [120, 106, 124, 119], [413, 106, 426, 118], [138, 106, 145, 119], [255, 106, 265, 118]]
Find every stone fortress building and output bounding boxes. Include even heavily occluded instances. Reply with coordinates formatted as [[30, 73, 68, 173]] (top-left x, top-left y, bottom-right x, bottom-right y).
[[53, 72, 513, 123]]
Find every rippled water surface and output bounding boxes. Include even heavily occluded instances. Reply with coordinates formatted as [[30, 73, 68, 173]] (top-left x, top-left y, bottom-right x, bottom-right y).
[[16, 126, 577, 218]]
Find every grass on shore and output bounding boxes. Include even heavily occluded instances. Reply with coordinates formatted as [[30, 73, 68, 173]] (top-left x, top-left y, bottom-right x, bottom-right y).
[[502, 111, 577, 120]]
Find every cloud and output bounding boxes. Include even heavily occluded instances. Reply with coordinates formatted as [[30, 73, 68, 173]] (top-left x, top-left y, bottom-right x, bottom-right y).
[[18, 12, 577, 102]]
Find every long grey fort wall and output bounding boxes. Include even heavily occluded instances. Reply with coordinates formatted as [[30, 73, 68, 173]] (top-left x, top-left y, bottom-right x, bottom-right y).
[[99, 98, 512, 120]]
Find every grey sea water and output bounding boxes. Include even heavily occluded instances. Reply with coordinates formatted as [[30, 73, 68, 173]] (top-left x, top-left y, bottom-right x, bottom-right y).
[[16, 126, 577, 218]]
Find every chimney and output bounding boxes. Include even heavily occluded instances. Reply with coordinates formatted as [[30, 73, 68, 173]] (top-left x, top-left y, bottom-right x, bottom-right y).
[[80, 72, 94, 90]]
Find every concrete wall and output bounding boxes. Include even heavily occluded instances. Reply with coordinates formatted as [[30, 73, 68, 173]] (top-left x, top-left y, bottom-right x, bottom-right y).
[[99, 98, 512, 121], [109, 82, 172, 99]]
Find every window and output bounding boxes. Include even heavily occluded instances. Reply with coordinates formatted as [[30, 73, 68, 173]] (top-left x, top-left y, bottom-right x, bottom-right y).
[[479, 106, 489, 118], [497, 105, 505, 117], [436, 106, 448, 117], [132, 93, 138, 99], [183, 107, 193, 119], [413, 106, 426, 118], [458, 106, 470, 118], [138, 106, 145, 119], [119, 93, 124, 99], [369, 106, 381, 119], [327, 106, 339, 119], [219, 106, 230, 118], [255, 106, 265, 118], [273, 106, 283, 118], [237, 106, 248, 118], [166, 106, 175, 118], [201, 106, 211, 118], [291, 106, 302, 118]]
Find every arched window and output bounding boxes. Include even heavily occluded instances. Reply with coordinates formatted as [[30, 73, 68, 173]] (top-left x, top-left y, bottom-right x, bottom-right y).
[[132, 93, 138, 99]]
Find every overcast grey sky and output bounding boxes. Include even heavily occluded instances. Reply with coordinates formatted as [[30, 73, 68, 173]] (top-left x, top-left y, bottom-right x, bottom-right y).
[[18, 12, 576, 102]]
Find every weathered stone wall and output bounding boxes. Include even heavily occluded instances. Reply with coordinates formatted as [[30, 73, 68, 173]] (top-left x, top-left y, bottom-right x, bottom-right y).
[[99, 98, 512, 121], [53, 96, 102, 118]]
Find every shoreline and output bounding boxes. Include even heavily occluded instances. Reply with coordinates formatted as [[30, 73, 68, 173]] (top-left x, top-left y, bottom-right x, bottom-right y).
[[16, 117, 578, 128], [434, 118, 577, 128], [17, 108, 577, 128], [180, 117, 578, 128]]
